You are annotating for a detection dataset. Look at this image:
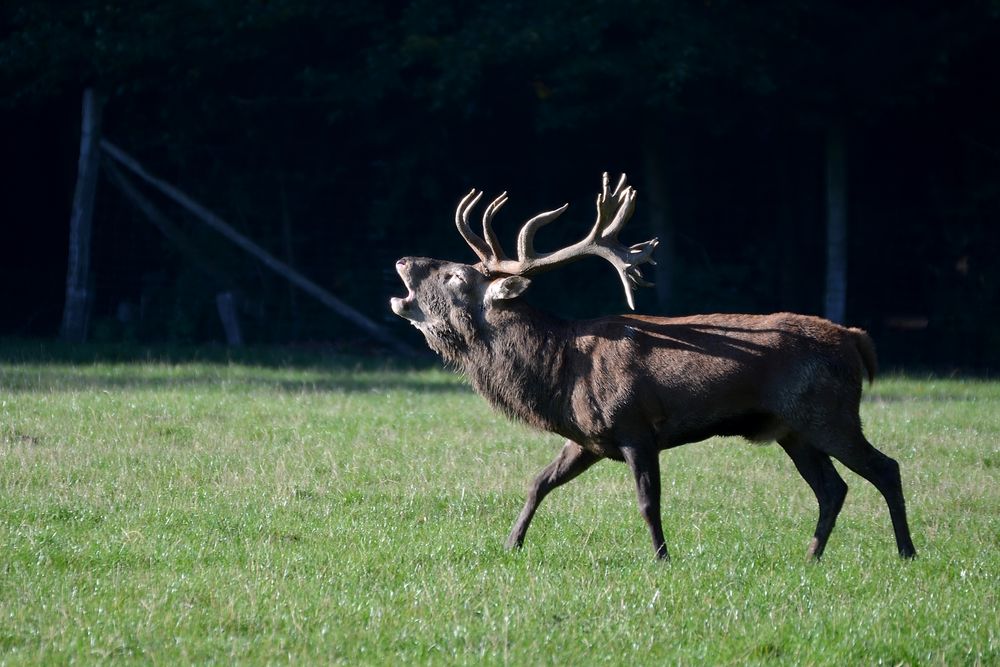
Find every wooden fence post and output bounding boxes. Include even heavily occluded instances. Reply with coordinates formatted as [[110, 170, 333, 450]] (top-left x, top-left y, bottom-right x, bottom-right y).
[[60, 88, 103, 342], [215, 292, 244, 346]]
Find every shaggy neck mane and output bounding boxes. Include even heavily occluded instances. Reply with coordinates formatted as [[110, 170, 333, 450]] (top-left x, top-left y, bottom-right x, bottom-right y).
[[456, 302, 570, 433]]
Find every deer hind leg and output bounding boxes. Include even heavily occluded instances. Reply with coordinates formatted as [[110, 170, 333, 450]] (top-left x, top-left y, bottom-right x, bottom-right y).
[[620, 443, 669, 560], [779, 435, 848, 560], [807, 420, 917, 559], [505, 440, 600, 551], [835, 437, 916, 558]]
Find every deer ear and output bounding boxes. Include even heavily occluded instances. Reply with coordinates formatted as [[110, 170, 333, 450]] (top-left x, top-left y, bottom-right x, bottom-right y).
[[484, 276, 531, 303]]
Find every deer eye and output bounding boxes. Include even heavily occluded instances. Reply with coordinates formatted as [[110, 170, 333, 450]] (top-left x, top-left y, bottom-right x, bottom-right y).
[[444, 272, 466, 286]]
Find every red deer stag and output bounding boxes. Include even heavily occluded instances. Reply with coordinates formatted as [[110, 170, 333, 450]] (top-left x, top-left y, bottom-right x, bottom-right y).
[[390, 173, 916, 560]]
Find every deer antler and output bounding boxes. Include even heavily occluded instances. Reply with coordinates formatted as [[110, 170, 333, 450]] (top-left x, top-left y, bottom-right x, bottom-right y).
[[453, 173, 658, 309]]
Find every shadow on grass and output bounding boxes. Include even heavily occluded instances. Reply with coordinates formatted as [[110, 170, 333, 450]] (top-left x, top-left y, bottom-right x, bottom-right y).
[[0, 337, 436, 368], [0, 338, 467, 395]]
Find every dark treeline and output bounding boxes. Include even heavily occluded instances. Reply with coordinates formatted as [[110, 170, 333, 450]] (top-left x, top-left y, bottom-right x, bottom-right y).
[[2, 1, 998, 368]]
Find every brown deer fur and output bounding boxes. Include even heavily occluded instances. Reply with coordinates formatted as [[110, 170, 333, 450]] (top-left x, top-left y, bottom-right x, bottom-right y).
[[391, 205, 915, 562]]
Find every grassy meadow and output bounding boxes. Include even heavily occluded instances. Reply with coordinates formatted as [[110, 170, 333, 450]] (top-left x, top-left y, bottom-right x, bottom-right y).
[[0, 342, 997, 664]]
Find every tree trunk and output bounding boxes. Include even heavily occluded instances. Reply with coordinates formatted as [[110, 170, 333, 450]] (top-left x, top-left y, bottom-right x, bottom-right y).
[[824, 121, 848, 324], [642, 131, 674, 314], [60, 88, 103, 342]]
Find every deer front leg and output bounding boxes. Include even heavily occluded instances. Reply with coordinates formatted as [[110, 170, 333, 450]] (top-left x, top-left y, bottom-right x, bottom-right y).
[[621, 444, 669, 560], [505, 440, 600, 550]]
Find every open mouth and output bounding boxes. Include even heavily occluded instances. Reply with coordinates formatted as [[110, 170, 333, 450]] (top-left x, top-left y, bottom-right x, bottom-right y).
[[390, 288, 415, 314], [389, 262, 419, 320]]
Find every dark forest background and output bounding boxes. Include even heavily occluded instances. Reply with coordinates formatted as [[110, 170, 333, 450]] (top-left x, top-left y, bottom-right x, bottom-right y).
[[2, 1, 999, 368]]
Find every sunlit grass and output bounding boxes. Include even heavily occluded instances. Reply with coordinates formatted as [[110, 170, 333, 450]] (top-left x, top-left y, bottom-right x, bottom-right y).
[[0, 347, 996, 664]]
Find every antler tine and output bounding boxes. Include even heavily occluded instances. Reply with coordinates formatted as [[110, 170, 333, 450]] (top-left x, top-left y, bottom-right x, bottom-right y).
[[515, 203, 570, 260], [617, 237, 660, 309], [455, 189, 491, 264], [481, 192, 509, 262], [612, 172, 627, 197], [594, 173, 637, 240]]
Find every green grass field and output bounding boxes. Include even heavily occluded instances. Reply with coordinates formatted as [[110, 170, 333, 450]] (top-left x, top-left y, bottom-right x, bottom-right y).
[[1, 343, 997, 664]]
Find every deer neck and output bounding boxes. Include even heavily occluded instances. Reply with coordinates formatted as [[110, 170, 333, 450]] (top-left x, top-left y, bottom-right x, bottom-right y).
[[460, 303, 570, 432]]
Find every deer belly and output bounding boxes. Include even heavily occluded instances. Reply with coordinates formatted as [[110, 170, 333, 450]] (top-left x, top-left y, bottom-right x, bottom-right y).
[[662, 412, 790, 447]]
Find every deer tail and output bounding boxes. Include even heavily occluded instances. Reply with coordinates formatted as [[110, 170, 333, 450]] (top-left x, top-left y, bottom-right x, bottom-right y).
[[848, 327, 878, 385]]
